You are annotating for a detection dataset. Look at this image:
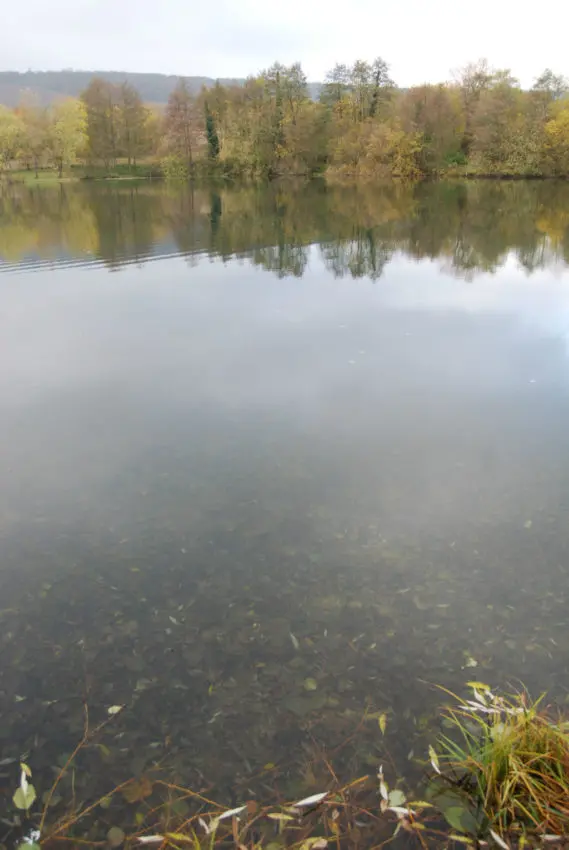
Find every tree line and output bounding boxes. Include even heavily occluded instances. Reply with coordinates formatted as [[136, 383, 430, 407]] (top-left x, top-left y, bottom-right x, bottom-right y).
[[1, 59, 569, 179]]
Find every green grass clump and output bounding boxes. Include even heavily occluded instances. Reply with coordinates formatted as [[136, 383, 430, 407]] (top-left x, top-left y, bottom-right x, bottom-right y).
[[432, 683, 569, 842]]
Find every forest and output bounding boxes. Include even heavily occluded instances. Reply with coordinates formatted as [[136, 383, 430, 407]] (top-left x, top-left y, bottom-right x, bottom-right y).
[[1, 59, 569, 180]]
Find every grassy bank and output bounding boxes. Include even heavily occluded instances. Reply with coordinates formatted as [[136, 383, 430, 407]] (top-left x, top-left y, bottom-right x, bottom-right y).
[[3, 162, 569, 188], [7, 685, 569, 850], [1, 162, 163, 184]]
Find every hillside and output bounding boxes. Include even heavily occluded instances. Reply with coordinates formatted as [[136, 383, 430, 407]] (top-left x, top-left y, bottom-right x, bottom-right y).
[[0, 70, 321, 106], [0, 70, 243, 106]]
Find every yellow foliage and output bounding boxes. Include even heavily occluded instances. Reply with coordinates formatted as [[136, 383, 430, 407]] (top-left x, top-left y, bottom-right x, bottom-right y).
[[543, 106, 569, 175]]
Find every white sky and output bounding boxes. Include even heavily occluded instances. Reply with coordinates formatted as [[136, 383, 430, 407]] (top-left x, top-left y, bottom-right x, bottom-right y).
[[3, 0, 568, 87]]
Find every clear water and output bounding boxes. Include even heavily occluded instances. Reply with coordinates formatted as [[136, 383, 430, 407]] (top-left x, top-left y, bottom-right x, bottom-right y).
[[1, 178, 569, 828]]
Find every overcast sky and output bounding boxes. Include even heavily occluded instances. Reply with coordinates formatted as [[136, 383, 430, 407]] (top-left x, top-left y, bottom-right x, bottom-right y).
[[3, 0, 567, 87]]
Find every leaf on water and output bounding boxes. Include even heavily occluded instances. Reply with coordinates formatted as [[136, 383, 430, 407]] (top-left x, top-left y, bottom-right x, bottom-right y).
[[379, 778, 389, 801], [466, 681, 491, 691], [107, 826, 125, 847], [13, 784, 36, 811], [378, 713, 387, 734], [388, 806, 413, 817], [304, 678, 318, 691], [136, 838, 165, 846], [300, 840, 327, 850], [444, 807, 470, 833], [122, 776, 153, 803], [216, 805, 247, 821], [489, 829, 510, 850], [388, 790, 406, 807], [448, 835, 474, 845], [408, 801, 433, 808], [290, 632, 300, 651], [107, 705, 124, 716], [465, 657, 478, 668], [292, 792, 328, 808], [428, 745, 440, 774], [267, 813, 295, 823]]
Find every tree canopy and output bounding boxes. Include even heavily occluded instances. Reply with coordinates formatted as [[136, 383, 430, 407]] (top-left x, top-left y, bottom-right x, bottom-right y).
[[1, 59, 569, 179]]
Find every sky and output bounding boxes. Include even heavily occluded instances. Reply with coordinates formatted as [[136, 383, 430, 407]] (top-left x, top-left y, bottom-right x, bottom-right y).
[[3, 0, 568, 87]]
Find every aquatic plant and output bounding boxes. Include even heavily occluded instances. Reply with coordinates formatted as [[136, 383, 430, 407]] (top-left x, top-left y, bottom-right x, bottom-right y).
[[430, 683, 569, 844]]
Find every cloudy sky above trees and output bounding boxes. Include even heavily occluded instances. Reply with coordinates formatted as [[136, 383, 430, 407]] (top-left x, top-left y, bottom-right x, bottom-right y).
[[3, 0, 566, 87]]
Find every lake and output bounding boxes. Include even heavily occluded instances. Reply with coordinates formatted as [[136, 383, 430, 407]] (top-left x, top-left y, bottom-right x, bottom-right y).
[[1, 178, 569, 836]]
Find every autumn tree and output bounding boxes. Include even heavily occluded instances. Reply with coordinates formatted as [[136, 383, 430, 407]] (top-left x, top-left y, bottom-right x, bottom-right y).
[[453, 59, 493, 153], [397, 84, 464, 171], [164, 79, 200, 172], [531, 69, 569, 121], [543, 105, 569, 175], [320, 57, 393, 122], [81, 78, 120, 167], [320, 64, 351, 111], [48, 98, 87, 176], [17, 93, 49, 175], [264, 62, 308, 124], [118, 82, 149, 167], [469, 71, 523, 170], [369, 57, 394, 118], [0, 106, 24, 170]]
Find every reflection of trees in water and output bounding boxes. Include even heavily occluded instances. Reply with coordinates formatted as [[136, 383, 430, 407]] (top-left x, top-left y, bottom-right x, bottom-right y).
[[320, 235, 392, 280], [2, 179, 569, 278], [252, 244, 309, 278]]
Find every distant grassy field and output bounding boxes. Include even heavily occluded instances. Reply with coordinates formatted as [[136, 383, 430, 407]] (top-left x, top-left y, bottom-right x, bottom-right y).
[[1, 160, 163, 184]]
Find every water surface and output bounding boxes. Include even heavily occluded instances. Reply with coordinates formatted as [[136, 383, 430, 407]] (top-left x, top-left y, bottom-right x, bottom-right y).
[[2, 179, 569, 826]]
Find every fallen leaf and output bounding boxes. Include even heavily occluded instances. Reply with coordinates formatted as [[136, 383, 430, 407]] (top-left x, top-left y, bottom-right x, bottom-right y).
[[122, 776, 153, 803], [490, 829, 510, 850], [215, 805, 247, 821], [378, 713, 387, 734], [107, 826, 125, 847], [388, 790, 406, 807], [292, 792, 328, 808], [107, 705, 124, 716], [428, 745, 440, 774], [13, 785, 36, 811]]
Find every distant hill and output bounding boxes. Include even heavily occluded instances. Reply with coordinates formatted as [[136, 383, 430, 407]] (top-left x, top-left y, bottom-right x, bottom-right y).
[[0, 70, 322, 106]]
